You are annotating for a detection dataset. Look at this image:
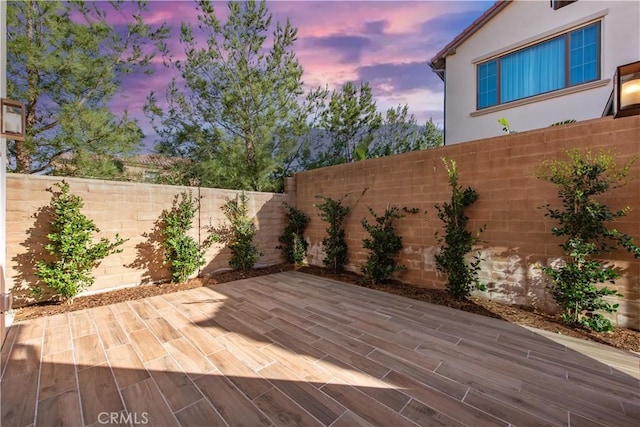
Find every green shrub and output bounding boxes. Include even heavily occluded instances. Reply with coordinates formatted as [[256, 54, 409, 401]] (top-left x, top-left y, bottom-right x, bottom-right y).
[[221, 192, 260, 271], [34, 181, 127, 302], [278, 203, 310, 265], [161, 191, 217, 283], [361, 206, 418, 284], [315, 195, 351, 273], [537, 149, 639, 332], [434, 158, 486, 300]]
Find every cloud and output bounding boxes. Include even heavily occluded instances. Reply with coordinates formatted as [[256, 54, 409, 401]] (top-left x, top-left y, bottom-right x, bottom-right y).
[[420, 9, 489, 55], [363, 20, 388, 35], [356, 61, 443, 96], [303, 34, 375, 64]]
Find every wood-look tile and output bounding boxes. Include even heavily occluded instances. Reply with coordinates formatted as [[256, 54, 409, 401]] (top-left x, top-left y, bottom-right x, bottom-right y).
[[144, 317, 182, 343], [105, 344, 150, 389], [89, 306, 118, 325], [128, 301, 159, 320], [14, 318, 45, 342], [97, 321, 129, 349], [399, 398, 466, 427], [178, 324, 224, 356], [145, 355, 203, 412], [253, 387, 324, 427], [321, 360, 410, 412], [121, 378, 178, 426], [210, 310, 270, 342], [216, 333, 275, 371], [311, 338, 389, 379], [129, 328, 167, 363], [156, 307, 193, 329], [383, 369, 508, 427], [164, 338, 215, 378], [36, 389, 82, 427], [207, 349, 273, 399], [145, 295, 172, 311], [42, 324, 72, 356], [320, 382, 417, 427], [260, 344, 334, 386], [77, 364, 124, 425], [0, 371, 39, 427], [304, 313, 363, 338], [237, 301, 276, 322], [45, 313, 70, 328], [265, 328, 327, 361], [69, 312, 96, 338], [330, 410, 373, 427], [463, 389, 559, 427], [308, 325, 373, 355], [3, 339, 42, 379], [268, 317, 320, 343], [38, 350, 76, 401], [195, 374, 272, 426], [174, 399, 227, 427], [258, 362, 346, 425], [114, 311, 147, 334], [73, 334, 107, 369]]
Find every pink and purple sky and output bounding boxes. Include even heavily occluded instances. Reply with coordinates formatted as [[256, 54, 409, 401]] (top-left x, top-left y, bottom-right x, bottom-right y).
[[108, 1, 494, 150]]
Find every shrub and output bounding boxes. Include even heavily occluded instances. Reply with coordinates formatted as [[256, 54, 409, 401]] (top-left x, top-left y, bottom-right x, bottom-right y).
[[537, 149, 639, 332], [221, 192, 260, 271], [315, 195, 351, 273], [361, 206, 418, 284], [34, 181, 127, 302], [278, 203, 310, 265], [434, 158, 486, 299], [161, 191, 217, 283]]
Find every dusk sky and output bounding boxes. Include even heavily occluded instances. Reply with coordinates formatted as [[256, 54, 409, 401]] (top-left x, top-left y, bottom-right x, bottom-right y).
[[108, 0, 494, 150]]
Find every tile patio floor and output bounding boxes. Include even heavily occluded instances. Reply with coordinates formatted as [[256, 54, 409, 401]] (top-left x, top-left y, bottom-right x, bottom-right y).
[[1, 271, 638, 426]]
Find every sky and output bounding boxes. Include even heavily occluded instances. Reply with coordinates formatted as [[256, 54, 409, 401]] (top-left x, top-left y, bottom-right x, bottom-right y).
[[107, 0, 495, 151]]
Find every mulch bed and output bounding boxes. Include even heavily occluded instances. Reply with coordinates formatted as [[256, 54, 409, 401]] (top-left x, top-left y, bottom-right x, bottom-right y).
[[12, 263, 640, 353]]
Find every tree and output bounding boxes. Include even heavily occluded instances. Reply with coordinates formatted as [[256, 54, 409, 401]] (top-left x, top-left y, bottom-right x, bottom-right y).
[[537, 149, 639, 332], [6, 0, 169, 174], [306, 82, 382, 168], [146, 0, 307, 192], [369, 106, 443, 158]]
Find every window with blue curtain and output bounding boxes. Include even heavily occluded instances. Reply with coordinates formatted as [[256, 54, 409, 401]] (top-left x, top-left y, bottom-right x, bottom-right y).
[[476, 22, 600, 109], [477, 60, 498, 108]]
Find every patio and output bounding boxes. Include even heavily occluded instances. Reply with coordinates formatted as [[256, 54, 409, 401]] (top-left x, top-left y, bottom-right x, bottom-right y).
[[1, 271, 638, 427]]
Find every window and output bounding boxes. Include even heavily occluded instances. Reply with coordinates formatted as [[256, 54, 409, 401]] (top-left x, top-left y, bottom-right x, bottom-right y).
[[476, 22, 600, 109], [551, 1, 577, 11]]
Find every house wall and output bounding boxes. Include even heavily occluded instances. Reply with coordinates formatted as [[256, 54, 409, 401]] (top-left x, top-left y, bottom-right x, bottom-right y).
[[6, 176, 291, 307], [295, 116, 640, 330], [444, 0, 640, 144]]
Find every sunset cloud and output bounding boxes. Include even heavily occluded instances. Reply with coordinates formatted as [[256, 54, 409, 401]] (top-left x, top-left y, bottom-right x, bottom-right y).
[[107, 0, 492, 149]]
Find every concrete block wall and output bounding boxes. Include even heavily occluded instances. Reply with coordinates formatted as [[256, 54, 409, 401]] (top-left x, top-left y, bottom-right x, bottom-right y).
[[295, 116, 640, 330], [6, 176, 291, 307]]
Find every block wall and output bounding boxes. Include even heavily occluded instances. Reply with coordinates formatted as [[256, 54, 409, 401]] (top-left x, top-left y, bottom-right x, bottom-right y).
[[5, 176, 291, 307], [295, 116, 640, 330]]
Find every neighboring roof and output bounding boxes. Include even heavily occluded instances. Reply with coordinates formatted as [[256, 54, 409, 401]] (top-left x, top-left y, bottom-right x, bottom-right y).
[[429, 0, 511, 80]]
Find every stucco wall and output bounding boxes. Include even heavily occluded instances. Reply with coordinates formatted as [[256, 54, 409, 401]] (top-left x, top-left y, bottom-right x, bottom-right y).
[[6, 176, 291, 307], [444, 0, 640, 144], [295, 116, 640, 329]]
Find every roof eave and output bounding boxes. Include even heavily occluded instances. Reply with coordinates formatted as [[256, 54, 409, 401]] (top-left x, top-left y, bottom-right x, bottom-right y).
[[428, 0, 511, 79]]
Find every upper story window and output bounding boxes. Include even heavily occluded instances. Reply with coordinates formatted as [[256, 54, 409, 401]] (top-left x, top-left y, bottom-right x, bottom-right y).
[[476, 21, 600, 110], [551, 1, 577, 11]]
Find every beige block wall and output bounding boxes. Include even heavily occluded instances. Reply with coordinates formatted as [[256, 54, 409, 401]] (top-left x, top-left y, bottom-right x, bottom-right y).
[[295, 116, 640, 330], [6, 176, 291, 307]]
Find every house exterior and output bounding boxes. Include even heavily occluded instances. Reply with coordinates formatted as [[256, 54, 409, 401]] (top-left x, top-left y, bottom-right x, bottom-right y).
[[429, 0, 640, 144]]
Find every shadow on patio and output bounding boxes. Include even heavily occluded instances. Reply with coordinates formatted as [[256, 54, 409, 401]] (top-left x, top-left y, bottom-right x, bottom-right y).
[[1, 271, 639, 426]]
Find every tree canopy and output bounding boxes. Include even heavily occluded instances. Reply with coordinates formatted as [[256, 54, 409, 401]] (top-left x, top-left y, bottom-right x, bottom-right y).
[[6, 0, 169, 174], [146, 0, 308, 192]]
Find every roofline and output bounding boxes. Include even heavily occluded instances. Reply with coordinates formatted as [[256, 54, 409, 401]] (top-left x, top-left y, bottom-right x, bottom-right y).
[[429, 1, 511, 80]]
